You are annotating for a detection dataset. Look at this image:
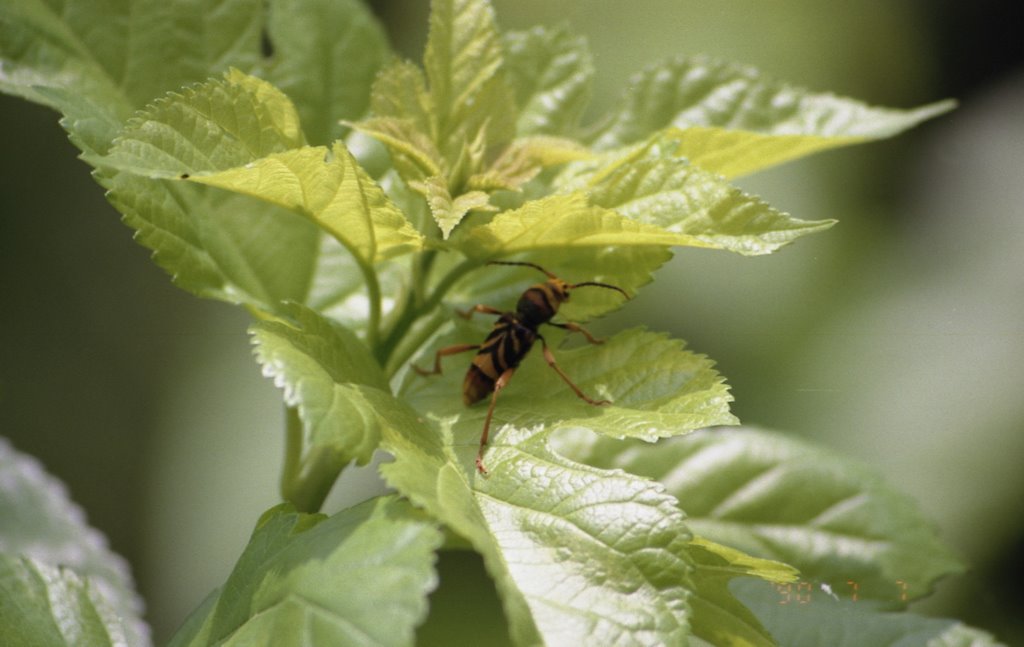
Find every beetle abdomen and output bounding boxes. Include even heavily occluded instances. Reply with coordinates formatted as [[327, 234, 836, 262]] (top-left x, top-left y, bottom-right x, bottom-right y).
[[463, 315, 536, 406], [463, 364, 494, 406]]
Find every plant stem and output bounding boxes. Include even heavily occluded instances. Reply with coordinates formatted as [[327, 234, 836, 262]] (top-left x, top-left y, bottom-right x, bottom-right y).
[[384, 309, 447, 378], [280, 405, 339, 513], [378, 256, 478, 365], [363, 258, 383, 355], [412, 249, 436, 304], [377, 253, 428, 364], [281, 405, 302, 498]]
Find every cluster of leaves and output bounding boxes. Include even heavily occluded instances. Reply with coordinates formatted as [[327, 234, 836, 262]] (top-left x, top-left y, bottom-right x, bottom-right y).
[[0, 0, 999, 645]]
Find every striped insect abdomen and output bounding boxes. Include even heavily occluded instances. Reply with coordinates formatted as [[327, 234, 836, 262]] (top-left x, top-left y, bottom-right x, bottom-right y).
[[462, 315, 536, 405]]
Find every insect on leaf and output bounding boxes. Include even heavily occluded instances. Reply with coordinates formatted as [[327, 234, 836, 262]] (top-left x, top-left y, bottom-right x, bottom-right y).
[[403, 327, 736, 444]]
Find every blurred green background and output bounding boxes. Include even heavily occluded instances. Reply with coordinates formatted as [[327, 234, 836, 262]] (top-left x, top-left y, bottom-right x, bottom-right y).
[[2, 1, 1021, 644]]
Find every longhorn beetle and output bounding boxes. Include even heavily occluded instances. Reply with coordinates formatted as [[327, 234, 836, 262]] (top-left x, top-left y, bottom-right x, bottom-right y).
[[413, 261, 629, 474]]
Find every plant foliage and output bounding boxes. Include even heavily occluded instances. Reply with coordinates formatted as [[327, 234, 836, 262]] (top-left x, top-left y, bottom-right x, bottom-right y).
[[0, 0, 990, 645]]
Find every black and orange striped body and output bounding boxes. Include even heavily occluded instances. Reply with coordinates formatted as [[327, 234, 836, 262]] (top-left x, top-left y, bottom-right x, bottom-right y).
[[412, 260, 629, 474], [515, 279, 569, 327], [463, 313, 537, 405]]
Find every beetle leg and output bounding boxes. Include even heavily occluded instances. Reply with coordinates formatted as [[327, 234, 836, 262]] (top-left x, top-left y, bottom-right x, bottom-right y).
[[457, 304, 504, 320], [547, 321, 604, 345], [412, 343, 479, 376], [539, 336, 611, 406], [476, 366, 516, 475]]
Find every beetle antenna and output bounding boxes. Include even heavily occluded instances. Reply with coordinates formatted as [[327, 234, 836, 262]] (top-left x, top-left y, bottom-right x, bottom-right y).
[[487, 260, 557, 279], [571, 281, 630, 299]]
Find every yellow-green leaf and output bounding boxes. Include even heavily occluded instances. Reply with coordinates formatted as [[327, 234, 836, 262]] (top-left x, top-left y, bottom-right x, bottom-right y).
[[370, 60, 434, 133], [188, 141, 423, 264], [687, 536, 798, 647], [592, 54, 955, 177], [467, 135, 591, 192], [662, 126, 860, 179], [582, 139, 835, 255], [104, 68, 305, 178], [103, 69, 323, 312], [404, 327, 736, 443], [355, 60, 443, 180], [347, 116, 444, 180], [424, 0, 503, 140], [409, 175, 495, 239], [690, 536, 798, 585], [460, 192, 709, 259]]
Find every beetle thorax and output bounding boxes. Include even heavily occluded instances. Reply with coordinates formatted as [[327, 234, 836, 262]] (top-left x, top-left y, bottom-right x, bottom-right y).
[[516, 279, 570, 326]]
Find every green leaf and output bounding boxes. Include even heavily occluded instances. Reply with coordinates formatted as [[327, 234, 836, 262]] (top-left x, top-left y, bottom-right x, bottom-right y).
[[350, 115, 443, 179], [0, 555, 136, 647], [591, 55, 955, 175], [102, 69, 331, 311], [459, 192, 711, 259], [691, 536, 798, 585], [447, 72, 519, 163], [171, 498, 443, 647], [354, 61, 442, 182], [504, 25, 594, 136], [188, 142, 424, 264], [252, 305, 421, 476], [424, 0, 504, 144], [687, 536, 797, 647], [732, 579, 1005, 647], [356, 1, 521, 237], [265, 0, 389, 146], [566, 427, 964, 603], [410, 175, 495, 239], [0, 0, 263, 155], [64, 0, 262, 109], [115, 176, 326, 310], [0, 437, 148, 645], [0, 1, 131, 109], [580, 136, 835, 255], [658, 126, 857, 180], [167, 589, 220, 647], [104, 68, 305, 177], [467, 135, 590, 193], [404, 327, 736, 443], [379, 423, 694, 646], [369, 60, 435, 138]]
